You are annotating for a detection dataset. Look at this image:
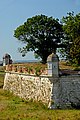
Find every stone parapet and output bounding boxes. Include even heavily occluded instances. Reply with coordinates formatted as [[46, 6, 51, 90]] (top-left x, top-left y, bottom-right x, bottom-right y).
[[5, 65, 48, 76]]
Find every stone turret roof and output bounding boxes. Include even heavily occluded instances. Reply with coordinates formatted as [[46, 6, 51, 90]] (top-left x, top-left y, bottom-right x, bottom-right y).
[[47, 53, 59, 62], [3, 53, 11, 59]]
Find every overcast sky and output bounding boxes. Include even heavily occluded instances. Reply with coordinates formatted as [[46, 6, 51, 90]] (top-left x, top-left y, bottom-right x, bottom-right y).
[[0, 0, 80, 61]]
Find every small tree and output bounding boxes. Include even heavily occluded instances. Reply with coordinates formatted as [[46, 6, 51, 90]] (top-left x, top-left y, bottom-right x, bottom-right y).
[[70, 37, 80, 65], [60, 12, 80, 65], [14, 14, 64, 63]]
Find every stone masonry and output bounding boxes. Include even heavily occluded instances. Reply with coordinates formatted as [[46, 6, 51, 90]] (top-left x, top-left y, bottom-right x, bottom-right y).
[[3, 72, 80, 109], [3, 72, 53, 106], [3, 53, 80, 109]]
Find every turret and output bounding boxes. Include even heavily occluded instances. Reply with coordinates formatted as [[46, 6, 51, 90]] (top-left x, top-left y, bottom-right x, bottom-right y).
[[47, 53, 59, 77]]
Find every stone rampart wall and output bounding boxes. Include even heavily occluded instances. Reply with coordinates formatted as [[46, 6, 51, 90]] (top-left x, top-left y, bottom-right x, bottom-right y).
[[59, 75, 80, 109], [3, 72, 80, 109], [3, 72, 52, 106], [50, 75, 80, 109]]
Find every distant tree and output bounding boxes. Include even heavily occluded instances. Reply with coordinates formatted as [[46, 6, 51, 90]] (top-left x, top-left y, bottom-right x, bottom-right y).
[[70, 36, 80, 65], [14, 14, 64, 63], [60, 12, 80, 65]]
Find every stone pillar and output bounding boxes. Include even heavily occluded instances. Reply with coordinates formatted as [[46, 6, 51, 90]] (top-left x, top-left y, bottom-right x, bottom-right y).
[[47, 53, 59, 77], [50, 78, 61, 109], [47, 53, 60, 109], [3, 53, 12, 66]]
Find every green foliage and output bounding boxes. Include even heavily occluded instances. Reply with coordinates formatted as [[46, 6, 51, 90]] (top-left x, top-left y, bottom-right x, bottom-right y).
[[35, 66, 42, 76], [60, 12, 80, 65], [27, 66, 33, 74], [0, 72, 4, 88], [0, 66, 5, 73], [73, 66, 80, 71], [14, 14, 64, 63], [70, 37, 80, 65]]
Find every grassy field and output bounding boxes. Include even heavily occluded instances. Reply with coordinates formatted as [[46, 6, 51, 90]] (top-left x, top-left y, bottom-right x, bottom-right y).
[[0, 65, 80, 120]]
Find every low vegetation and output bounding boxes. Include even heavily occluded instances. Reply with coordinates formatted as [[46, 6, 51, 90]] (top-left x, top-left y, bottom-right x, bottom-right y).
[[0, 63, 80, 120], [59, 61, 80, 70], [13, 62, 47, 76]]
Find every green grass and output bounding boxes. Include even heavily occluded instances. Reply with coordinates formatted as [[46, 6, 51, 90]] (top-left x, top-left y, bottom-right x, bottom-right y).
[[0, 72, 4, 88], [0, 68, 80, 120]]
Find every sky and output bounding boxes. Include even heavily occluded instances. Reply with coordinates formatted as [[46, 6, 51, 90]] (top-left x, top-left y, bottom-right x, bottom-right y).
[[0, 0, 80, 61]]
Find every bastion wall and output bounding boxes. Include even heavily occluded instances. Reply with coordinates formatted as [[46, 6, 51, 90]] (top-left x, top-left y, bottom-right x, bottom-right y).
[[3, 71, 80, 109]]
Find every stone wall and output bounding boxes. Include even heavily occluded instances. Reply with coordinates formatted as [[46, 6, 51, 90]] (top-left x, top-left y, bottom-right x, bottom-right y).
[[3, 72, 80, 109], [3, 72, 53, 107], [59, 75, 80, 109], [5, 64, 48, 76], [50, 75, 80, 109]]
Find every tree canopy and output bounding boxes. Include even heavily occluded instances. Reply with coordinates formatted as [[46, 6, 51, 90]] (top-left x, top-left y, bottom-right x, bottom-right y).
[[60, 12, 80, 65], [14, 14, 64, 63]]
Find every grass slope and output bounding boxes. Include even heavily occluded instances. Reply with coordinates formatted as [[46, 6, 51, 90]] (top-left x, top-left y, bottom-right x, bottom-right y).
[[0, 65, 80, 120]]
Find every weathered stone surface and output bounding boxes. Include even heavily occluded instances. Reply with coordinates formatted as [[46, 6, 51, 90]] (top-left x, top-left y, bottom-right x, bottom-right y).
[[47, 53, 59, 77], [3, 73, 52, 106], [3, 72, 80, 109], [59, 76, 80, 109]]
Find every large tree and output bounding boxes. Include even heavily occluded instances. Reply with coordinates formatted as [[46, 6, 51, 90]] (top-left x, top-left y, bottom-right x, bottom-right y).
[[60, 12, 80, 65], [14, 14, 64, 63]]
